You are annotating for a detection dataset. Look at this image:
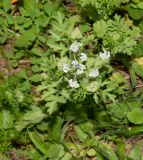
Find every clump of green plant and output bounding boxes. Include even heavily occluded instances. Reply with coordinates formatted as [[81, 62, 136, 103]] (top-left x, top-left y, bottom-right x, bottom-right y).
[[93, 15, 141, 55], [1, 0, 143, 159], [74, 0, 129, 18], [37, 40, 128, 115]]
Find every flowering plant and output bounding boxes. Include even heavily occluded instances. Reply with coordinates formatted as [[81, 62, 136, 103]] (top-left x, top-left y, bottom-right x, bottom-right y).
[[37, 41, 127, 114]]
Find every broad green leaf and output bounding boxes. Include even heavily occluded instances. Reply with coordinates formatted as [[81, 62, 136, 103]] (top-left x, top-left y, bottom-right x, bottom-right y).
[[116, 143, 126, 159], [137, 2, 143, 9], [74, 125, 88, 142], [128, 143, 142, 160], [32, 65, 41, 73], [30, 57, 41, 64], [47, 144, 65, 159], [15, 16, 24, 25], [126, 126, 143, 137], [23, 0, 39, 19], [31, 48, 42, 57], [95, 146, 111, 160], [107, 101, 141, 123], [21, 80, 30, 91], [2, 0, 11, 12], [44, 1, 58, 16], [17, 69, 27, 79], [65, 16, 79, 36], [61, 153, 72, 160], [79, 24, 90, 33], [37, 122, 49, 132], [37, 14, 49, 27], [96, 143, 119, 160], [23, 19, 32, 29], [131, 61, 143, 78], [28, 131, 49, 157], [15, 27, 38, 48], [127, 108, 143, 124], [22, 107, 46, 124], [128, 65, 137, 88], [87, 148, 96, 156], [38, 35, 46, 43], [125, 5, 143, 20], [0, 34, 7, 44], [0, 17, 4, 25], [6, 14, 14, 25], [133, 40, 143, 57], [46, 101, 58, 115], [29, 148, 46, 160], [139, 21, 143, 33], [15, 51, 24, 59], [29, 74, 42, 82], [47, 116, 63, 142], [79, 122, 93, 133], [15, 107, 46, 131]]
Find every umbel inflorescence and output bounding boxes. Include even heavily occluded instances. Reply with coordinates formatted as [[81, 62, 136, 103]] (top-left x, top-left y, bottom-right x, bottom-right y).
[[58, 41, 111, 89]]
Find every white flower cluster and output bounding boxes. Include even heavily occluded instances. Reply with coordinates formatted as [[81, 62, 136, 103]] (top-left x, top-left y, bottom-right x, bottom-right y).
[[60, 42, 87, 77], [68, 79, 79, 88], [99, 49, 111, 60], [59, 42, 111, 89], [89, 69, 99, 78], [63, 42, 88, 88], [71, 60, 85, 75], [76, 64, 85, 75], [63, 64, 69, 73], [69, 41, 82, 52], [80, 53, 87, 62], [72, 60, 79, 68]]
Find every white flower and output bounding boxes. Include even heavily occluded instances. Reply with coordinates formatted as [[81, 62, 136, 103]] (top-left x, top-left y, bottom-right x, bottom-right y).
[[71, 61, 85, 75], [69, 79, 79, 88], [99, 50, 110, 60], [89, 69, 99, 78], [71, 60, 85, 75], [70, 41, 82, 52], [80, 53, 87, 62], [78, 64, 85, 70], [76, 64, 85, 75], [76, 68, 84, 75], [71, 60, 79, 68], [63, 64, 69, 73]]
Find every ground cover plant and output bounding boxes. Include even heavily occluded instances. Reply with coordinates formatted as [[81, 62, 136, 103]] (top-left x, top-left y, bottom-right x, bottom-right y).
[[1, 0, 143, 159]]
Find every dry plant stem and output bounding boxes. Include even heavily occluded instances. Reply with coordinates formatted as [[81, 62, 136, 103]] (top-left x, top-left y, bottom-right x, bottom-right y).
[[7, 28, 20, 37], [69, 131, 81, 155]]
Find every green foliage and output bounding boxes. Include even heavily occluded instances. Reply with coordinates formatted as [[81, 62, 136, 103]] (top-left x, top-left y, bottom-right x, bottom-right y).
[[28, 131, 49, 157], [75, 0, 129, 18], [93, 15, 141, 55], [124, 0, 143, 20], [15, 106, 46, 131], [127, 108, 143, 124], [0, 110, 14, 129], [1, 0, 143, 159]]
